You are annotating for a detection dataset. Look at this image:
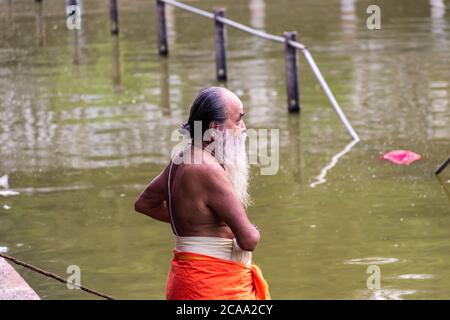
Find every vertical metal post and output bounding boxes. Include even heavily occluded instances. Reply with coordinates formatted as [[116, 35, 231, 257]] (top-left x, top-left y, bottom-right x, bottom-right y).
[[284, 31, 300, 113], [214, 9, 227, 81], [109, 0, 119, 35], [156, 0, 168, 56]]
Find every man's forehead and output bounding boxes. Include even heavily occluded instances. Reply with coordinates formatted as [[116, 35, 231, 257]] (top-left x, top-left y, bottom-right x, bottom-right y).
[[229, 100, 244, 113], [222, 91, 244, 115]]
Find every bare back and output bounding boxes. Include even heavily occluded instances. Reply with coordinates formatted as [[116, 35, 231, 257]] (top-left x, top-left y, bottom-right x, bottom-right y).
[[167, 147, 234, 239], [135, 145, 259, 251]]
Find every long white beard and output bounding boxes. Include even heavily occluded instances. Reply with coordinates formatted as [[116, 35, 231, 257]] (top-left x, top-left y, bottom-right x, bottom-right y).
[[221, 132, 251, 208]]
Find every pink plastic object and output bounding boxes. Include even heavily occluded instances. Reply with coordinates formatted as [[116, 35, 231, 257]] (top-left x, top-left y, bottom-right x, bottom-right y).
[[381, 150, 421, 165]]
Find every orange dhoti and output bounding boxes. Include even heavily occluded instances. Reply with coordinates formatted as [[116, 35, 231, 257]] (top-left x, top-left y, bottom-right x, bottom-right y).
[[166, 251, 270, 300]]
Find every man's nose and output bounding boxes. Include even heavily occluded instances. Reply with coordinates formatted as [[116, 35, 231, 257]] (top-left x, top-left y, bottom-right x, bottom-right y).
[[240, 120, 246, 131]]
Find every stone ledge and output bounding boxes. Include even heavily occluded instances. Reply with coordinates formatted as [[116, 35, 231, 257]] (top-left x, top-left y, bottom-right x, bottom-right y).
[[0, 257, 40, 300]]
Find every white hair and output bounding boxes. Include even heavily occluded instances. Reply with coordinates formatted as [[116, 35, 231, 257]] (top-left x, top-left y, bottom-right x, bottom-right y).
[[220, 131, 251, 208]]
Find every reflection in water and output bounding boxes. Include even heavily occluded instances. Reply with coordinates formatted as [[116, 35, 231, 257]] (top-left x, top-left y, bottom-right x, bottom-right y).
[[436, 175, 450, 203], [430, 0, 446, 18], [67, 0, 84, 65], [0, 175, 20, 197], [428, 81, 449, 140], [35, 0, 47, 47], [112, 37, 123, 93], [71, 30, 81, 65], [249, 0, 266, 30], [370, 289, 416, 300], [159, 58, 171, 116], [340, 0, 357, 39], [287, 115, 302, 184], [343, 257, 400, 265], [0, 174, 9, 189], [7, 0, 12, 21], [0, 190, 20, 197], [396, 274, 433, 280], [430, 0, 447, 38], [310, 139, 359, 188], [166, 4, 176, 46]]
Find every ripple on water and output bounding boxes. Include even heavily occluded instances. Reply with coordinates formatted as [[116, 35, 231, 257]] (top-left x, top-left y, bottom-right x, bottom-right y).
[[0, 190, 20, 197], [16, 185, 92, 194], [397, 274, 434, 280], [343, 257, 400, 265], [0, 246, 8, 253], [0, 174, 20, 197], [370, 289, 417, 300]]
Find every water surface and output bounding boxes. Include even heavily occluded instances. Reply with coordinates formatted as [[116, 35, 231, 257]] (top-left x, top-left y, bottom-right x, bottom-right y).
[[0, 0, 449, 299]]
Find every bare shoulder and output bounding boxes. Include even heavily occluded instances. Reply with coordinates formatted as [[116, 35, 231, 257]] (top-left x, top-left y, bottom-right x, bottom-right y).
[[181, 153, 227, 187], [183, 161, 225, 182]]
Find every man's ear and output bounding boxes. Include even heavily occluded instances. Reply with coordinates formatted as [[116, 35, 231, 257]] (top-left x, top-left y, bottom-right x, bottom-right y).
[[208, 121, 223, 141], [209, 121, 218, 130]]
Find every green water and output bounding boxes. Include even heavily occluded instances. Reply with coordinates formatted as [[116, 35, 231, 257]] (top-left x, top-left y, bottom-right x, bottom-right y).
[[1, 0, 449, 299]]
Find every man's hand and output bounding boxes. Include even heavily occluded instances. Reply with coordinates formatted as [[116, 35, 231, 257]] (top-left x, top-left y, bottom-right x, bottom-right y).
[[200, 163, 260, 251]]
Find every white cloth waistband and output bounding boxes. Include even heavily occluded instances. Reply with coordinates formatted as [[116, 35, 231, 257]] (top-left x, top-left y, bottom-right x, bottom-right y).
[[174, 236, 252, 267]]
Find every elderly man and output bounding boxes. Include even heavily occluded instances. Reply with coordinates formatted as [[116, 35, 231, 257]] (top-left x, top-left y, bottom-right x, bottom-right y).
[[134, 87, 270, 300]]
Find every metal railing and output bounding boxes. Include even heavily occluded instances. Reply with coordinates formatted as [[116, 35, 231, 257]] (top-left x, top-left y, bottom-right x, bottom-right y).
[[156, 0, 359, 142], [155, 0, 360, 187]]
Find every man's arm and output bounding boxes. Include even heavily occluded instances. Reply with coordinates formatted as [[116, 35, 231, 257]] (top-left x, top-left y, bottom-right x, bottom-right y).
[[201, 164, 260, 251], [134, 166, 170, 223]]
